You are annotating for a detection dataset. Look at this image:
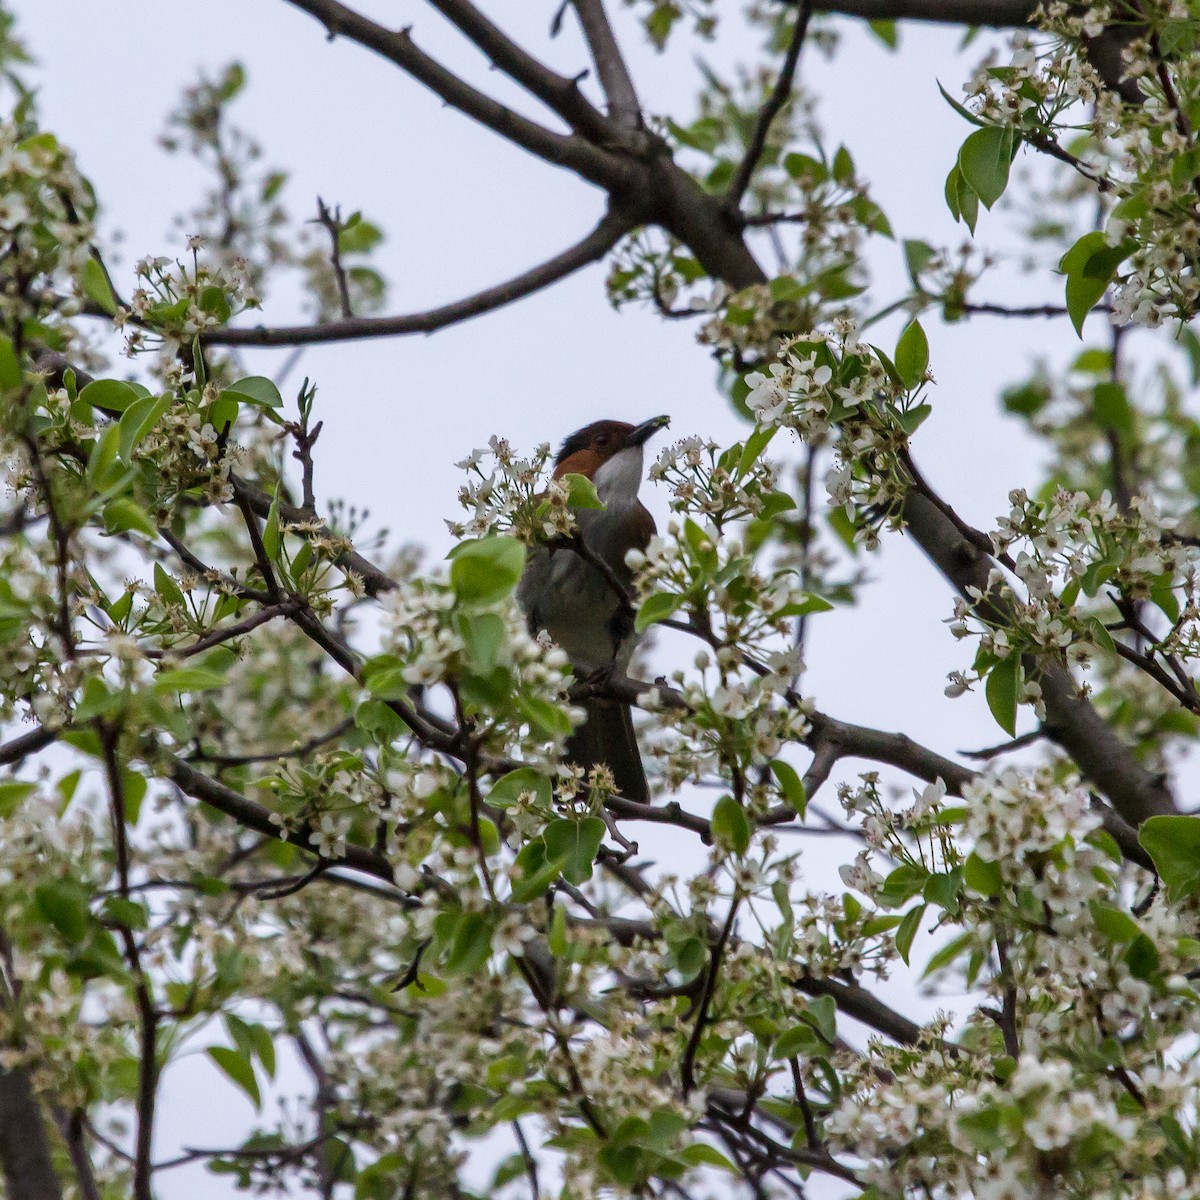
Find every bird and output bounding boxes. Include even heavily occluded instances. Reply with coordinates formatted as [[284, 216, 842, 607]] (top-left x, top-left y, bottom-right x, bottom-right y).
[[516, 415, 671, 804]]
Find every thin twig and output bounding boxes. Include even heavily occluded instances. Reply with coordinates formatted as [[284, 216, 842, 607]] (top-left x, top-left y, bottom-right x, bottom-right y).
[[726, 0, 812, 208], [200, 208, 632, 347], [313, 198, 353, 318]]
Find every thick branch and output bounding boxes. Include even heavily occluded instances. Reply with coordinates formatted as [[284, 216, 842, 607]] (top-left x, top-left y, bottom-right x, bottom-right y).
[[902, 490, 1176, 825], [808, 0, 1034, 23], [203, 208, 631, 347], [570, 0, 642, 129], [281, 0, 628, 187], [0, 1068, 63, 1200]]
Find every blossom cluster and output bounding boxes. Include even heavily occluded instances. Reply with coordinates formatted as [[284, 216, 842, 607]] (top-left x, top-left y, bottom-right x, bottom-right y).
[[649, 434, 782, 529], [961, 7, 1200, 327], [739, 321, 926, 547], [447, 436, 561, 542], [0, 121, 95, 333], [943, 485, 1200, 711]]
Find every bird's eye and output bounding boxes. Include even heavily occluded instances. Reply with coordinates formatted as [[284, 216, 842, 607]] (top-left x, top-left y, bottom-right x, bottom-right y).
[[595, 434, 609, 446]]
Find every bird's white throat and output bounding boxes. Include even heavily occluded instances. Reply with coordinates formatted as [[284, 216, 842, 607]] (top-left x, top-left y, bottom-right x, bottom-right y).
[[593, 445, 644, 507]]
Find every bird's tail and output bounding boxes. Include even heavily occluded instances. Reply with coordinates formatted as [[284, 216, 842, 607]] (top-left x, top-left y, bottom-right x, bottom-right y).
[[567, 697, 649, 804]]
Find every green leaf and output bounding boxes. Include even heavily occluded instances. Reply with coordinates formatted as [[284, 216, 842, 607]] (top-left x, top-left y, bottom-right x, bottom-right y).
[[517, 695, 574, 738], [154, 667, 226, 694], [118, 394, 171, 462], [802, 994, 837, 1044], [894, 319, 929, 389], [1139, 815, 1200, 900], [963, 851, 1004, 897], [635, 590, 684, 634], [262, 488, 281, 561], [104, 499, 155, 541], [736, 426, 777, 478], [712, 795, 751, 855], [769, 760, 806, 816], [82, 257, 118, 315], [903, 239, 937, 283], [0, 780, 35, 819], [1089, 901, 1140, 944], [922, 929, 975, 977], [79, 378, 141, 415], [488, 768, 551, 810], [445, 911, 495, 974], [1125, 932, 1160, 980], [448, 536, 526, 606], [937, 79, 988, 128], [560, 472, 605, 510], [510, 839, 568, 903], [543, 816, 606, 885], [895, 903, 925, 964], [338, 217, 383, 255], [677, 1142, 736, 1172], [867, 18, 897, 47], [957, 126, 1013, 209], [985, 655, 1019, 735], [154, 562, 186, 608], [207, 1046, 261, 1109], [832, 145, 854, 183], [1065, 274, 1109, 337], [1093, 381, 1133, 433], [101, 896, 148, 930], [224, 376, 284, 409], [86, 423, 121, 488], [772, 1022, 820, 1059], [0, 334, 21, 390], [879, 862, 928, 906], [35, 879, 91, 942], [1060, 232, 1133, 337], [956, 168, 980, 234]]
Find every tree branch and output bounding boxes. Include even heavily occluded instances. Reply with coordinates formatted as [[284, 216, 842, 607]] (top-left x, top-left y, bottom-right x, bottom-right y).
[[807, 0, 1034, 23], [166, 757, 396, 885], [203, 207, 632, 347], [0, 1068, 62, 1200], [901, 489, 1176, 826], [280, 0, 629, 187], [426, 0, 610, 137], [726, 0, 812, 209], [570, 0, 642, 129]]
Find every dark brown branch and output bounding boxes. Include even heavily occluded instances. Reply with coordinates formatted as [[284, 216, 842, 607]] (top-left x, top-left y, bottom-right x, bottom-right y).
[[570, 0, 642, 129], [100, 735, 157, 1200], [313, 198, 353, 319], [727, 0, 812, 209], [51, 1110, 102, 1200], [280, 0, 628, 187], [144, 599, 302, 660], [681, 897, 740, 1096], [961, 729, 1044, 760], [0, 724, 58, 765], [166, 757, 396, 885], [202, 207, 630, 347], [0, 1068, 62, 1200], [901, 489, 1176, 826], [427, 0, 610, 136], [188, 715, 355, 766], [806, 0, 1033, 23]]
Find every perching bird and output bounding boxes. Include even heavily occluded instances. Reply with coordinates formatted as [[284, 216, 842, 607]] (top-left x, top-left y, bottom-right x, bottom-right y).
[[516, 415, 670, 804]]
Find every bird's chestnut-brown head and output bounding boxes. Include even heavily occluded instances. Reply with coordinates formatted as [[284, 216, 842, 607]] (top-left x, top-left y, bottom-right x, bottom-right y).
[[553, 416, 671, 484]]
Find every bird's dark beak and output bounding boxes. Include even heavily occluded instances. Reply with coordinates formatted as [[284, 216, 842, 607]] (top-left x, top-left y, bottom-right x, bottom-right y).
[[628, 415, 671, 446]]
